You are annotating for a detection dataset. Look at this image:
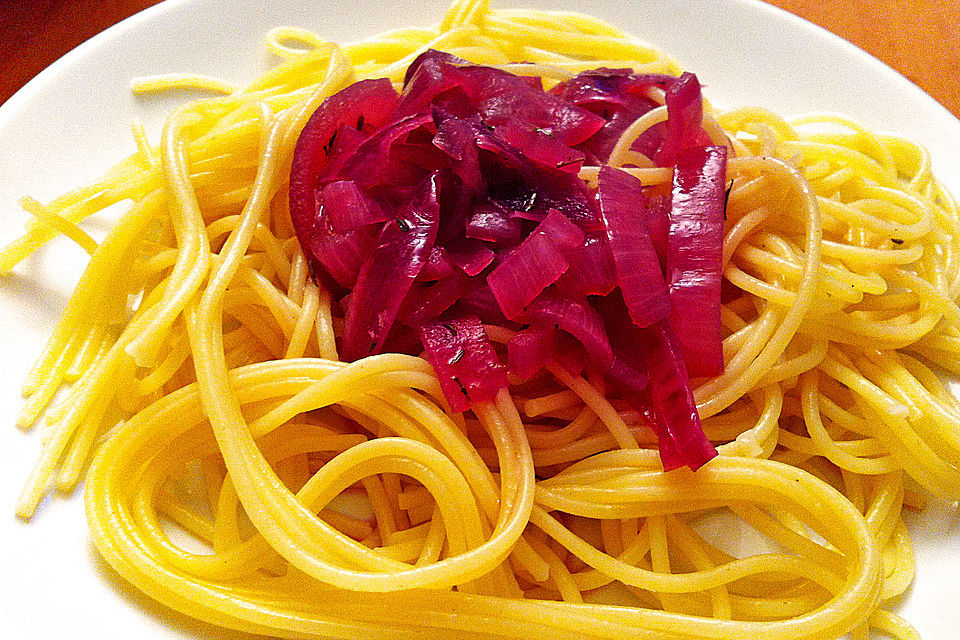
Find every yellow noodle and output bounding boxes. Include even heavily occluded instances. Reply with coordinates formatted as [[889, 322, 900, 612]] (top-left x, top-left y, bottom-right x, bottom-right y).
[[131, 73, 241, 95]]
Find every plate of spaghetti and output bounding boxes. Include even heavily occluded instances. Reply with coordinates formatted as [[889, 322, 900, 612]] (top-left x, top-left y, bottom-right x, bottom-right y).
[[2, 1, 959, 639]]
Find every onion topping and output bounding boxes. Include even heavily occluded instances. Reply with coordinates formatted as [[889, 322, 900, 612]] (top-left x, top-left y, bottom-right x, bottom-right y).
[[290, 53, 724, 470]]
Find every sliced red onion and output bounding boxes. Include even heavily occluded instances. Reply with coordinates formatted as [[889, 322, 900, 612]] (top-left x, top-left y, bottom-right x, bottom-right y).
[[487, 210, 584, 320], [598, 166, 669, 327], [419, 315, 508, 412], [667, 145, 728, 378], [507, 324, 556, 380], [638, 321, 718, 471], [525, 291, 613, 373], [321, 180, 389, 232], [342, 172, 441, 360]]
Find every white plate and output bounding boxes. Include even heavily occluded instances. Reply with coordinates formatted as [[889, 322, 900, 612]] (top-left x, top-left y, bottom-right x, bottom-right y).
[[1, 1, 959, 638]]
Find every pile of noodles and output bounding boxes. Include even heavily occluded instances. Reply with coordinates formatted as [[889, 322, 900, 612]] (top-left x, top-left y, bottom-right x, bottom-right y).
[[4, 1, 959, 639]]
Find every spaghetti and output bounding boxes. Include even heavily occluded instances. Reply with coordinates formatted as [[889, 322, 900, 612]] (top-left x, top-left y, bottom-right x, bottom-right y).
[[4, 1, 958, 638]]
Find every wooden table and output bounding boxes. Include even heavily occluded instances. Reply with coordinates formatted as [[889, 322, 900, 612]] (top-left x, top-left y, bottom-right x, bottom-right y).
[[1, 0, 958, 119]]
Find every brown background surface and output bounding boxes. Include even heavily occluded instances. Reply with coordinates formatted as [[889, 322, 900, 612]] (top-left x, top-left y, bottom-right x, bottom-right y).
[[1, 0, 958, 118]]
